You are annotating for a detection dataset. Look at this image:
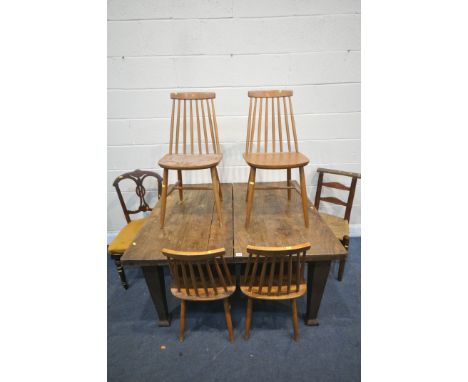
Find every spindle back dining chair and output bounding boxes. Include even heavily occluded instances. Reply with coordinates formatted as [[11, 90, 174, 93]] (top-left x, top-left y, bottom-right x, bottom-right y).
[[158, 92, 223, 228], [243, 90, 310, 228], [314, 168, 361, 281], [162, 247, 235, 343], [108, 169, 162, 289], [240, 242, 311, 341]]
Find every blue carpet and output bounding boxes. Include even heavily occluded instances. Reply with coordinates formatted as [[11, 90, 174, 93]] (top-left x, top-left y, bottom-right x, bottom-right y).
[[108, 238, 360, 382]]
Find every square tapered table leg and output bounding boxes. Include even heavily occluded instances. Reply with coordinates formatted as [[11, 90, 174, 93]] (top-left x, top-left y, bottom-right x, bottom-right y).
[[305, 260, 331, 326], [142, 266, 171, 327]]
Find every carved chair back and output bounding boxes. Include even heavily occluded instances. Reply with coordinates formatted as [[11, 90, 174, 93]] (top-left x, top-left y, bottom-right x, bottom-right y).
[[113, 169, 163, 223]]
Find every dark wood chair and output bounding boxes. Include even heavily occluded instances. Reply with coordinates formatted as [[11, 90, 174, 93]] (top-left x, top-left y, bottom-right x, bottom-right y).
[[240, 242, 311, 341], [162, 248, 235, 343], [314, 168, 361, 281], [108, 169, 162, 289], [158, 92, 223, 228], [243, 90, 310, 228]]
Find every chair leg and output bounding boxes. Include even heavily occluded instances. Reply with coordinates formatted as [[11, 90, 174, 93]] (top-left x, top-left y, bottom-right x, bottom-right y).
[[338, 260, 346, 281], [223, 298, 235, 343], [215, 167, 223, 201], [210, 167, 223, 225], [177, 170, 183, 202], [299, 166, 309, 228], [244, 297, 253, 339], [114, 257, 128, 289], [338, 236, 350, 281], [291, 299, 299, 341], [245, 167, 256, 228], [287, 168, 291, 200], [160, 168, 169, 228], [179, 300, 186, 342]]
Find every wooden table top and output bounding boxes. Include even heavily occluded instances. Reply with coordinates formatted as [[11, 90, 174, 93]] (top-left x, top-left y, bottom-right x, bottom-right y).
[[121, 181, 346, 266]]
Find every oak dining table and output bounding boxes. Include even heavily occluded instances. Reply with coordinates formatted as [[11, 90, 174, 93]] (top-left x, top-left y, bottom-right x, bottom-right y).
[[121, 181, 347, 327]]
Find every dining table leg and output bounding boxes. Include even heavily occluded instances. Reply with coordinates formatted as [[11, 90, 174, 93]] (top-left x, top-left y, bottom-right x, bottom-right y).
[[142, 266, 171, 327], [305, 260, 331, 326]]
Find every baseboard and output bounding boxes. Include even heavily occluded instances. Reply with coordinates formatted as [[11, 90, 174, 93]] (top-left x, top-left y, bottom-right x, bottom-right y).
[[107, 223, 361, 244], [349, 224, 361, 237]]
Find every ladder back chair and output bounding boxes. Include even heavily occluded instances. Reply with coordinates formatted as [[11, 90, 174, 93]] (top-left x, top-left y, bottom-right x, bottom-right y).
[[243, 90, 310, 228], [314, 168, 361, 281], [240, 242, 311, 341], [162, 247, 235, 343], [108, 169, 162, 289], [158, 92, 223, 228]]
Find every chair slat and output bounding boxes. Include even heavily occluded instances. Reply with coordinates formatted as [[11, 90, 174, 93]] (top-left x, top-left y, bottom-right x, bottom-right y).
[[205, 261, 218, 295], [258, 257, 268, 294], [188, 262, 199, 296], [277, 256, 284, 296], [320, 196, 348, 206], [322, 181, 351, 191], [196, 100, 202, 154], [221, 256, 233, 285], [213, 257, 228, 292], [248, 254, 259, 291], [246, 98, 253, 152], [257, 98, 263, 153], [197, 262, 209, 296], [180, 262, 190, 295], [283, 97, 291, 152], [244, 253, 253, 284], [264, 97, 268, 152], [190, 100, 194, 154], [175, 100, 181, 154], [200, 99, 209, 154], [295, 253, 300, 292], [287, 254, 292, 294], [277, 97, 283, 152], [183, 100, 187, 154], [267, 256, 276, 295], [210, 99, 221, 154], [288, 97, 299, 152], [171, 260, 182, 292], [169, 99, 175, 154], [271, 97, 276, 152], [206, 99, 216, 154], [249, 98, 257, 153]]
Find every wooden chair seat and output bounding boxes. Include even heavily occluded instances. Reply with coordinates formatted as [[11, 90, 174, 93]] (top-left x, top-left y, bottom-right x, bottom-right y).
[[242, 152, 309, 169], [108, 218, 148, 254], [319, 212, 349, 241], [171, 285, 235, 301], [158, 153, 222, 170], [240, 283, 306, 301]]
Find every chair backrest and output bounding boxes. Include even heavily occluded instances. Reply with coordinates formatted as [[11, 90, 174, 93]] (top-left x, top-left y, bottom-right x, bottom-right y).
[[242, 243, 311, 297], [245, 90, 299, 154], [113, 169, 163, 223], [162, 248, 234, 298], [168, 92, 221, 155], [314, 168, 361, 222]]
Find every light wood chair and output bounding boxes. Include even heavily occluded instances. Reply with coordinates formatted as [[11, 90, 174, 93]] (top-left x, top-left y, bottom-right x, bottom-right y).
[[240, 242, 311, 341], [158, 92, 223, 228], [243, 90, 310, 228], [108, 169, 162, 289], [162, 248, 235, 343], [314, 168, 361, 281]]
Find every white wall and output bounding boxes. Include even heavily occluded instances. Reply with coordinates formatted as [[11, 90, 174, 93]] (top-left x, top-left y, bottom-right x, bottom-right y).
[[107, 0, 361, 235]]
